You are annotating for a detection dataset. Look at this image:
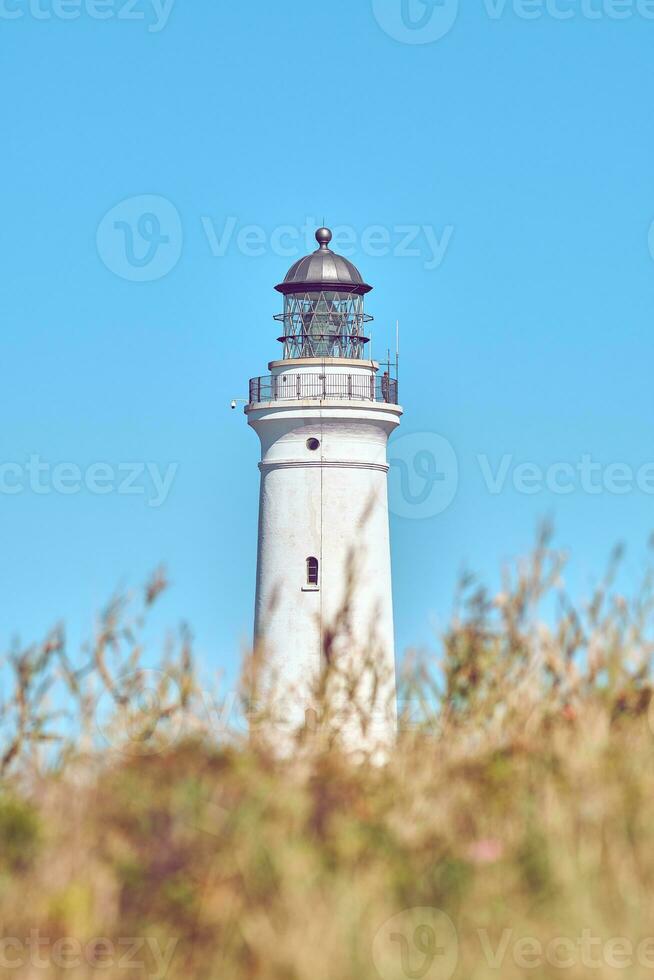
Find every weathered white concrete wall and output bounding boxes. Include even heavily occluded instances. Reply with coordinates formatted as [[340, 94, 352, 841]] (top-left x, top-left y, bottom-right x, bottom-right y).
[[247, 360, 401, 745]]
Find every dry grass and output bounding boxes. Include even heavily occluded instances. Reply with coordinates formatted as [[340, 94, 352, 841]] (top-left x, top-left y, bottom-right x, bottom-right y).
[[3, 533, 654, 978]]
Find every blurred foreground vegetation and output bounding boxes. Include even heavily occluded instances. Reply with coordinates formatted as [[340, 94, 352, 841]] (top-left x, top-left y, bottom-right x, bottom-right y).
[[3, 535, 654, 978]]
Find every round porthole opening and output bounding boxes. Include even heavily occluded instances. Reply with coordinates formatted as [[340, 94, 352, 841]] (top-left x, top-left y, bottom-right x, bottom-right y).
[[306, 438, 320, 452]]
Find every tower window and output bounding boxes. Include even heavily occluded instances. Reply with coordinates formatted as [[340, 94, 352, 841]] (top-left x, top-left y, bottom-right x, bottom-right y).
[[306, 556, 319, 587], [306, 438, 320, 451]]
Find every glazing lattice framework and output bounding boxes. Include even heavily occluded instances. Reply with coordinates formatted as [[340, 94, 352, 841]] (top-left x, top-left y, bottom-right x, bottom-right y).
[[274, 290, 372, 359]]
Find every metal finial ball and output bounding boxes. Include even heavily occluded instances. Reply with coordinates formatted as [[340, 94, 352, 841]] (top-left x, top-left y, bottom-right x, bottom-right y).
[[315, 227, 332, 248]]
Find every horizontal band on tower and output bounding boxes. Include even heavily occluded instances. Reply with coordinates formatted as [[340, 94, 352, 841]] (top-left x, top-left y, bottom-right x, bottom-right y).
[[258, 460, 390, 473]]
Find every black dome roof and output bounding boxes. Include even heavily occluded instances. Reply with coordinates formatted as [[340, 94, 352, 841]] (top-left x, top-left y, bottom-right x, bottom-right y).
[[275, 228, 372, 295]]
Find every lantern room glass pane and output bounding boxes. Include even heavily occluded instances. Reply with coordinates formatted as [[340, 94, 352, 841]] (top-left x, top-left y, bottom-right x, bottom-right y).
[[275, 291, 371, 359]]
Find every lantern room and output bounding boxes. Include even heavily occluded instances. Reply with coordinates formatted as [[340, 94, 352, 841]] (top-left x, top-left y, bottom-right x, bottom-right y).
[[274, 227, 373, 359]]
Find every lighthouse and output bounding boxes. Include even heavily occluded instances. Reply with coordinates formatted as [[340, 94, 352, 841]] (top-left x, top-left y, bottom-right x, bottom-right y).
[[245, 227, 402, 745]]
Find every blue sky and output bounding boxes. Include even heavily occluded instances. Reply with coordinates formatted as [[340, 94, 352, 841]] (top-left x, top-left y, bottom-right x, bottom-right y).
[[2, 0, 653, 687]]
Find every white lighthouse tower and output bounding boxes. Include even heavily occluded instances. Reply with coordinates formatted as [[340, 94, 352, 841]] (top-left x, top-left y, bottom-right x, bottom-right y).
[[245, 228, 402, 745]]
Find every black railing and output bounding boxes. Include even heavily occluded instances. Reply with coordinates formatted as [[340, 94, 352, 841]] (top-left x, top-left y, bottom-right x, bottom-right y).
[[248, 373, 399, 405]]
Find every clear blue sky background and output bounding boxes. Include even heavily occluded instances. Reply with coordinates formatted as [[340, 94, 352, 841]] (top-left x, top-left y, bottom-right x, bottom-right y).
[[2, 0, 653, 688]]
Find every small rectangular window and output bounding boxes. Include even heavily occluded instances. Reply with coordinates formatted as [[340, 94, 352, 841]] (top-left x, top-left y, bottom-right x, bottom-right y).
[[306, 556, 319, 587]]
